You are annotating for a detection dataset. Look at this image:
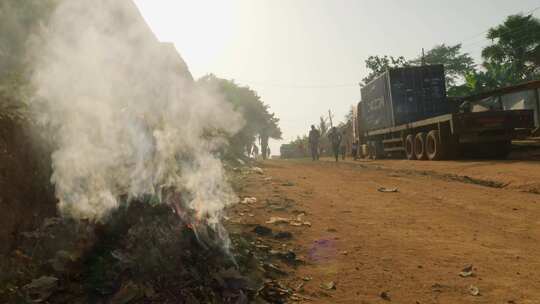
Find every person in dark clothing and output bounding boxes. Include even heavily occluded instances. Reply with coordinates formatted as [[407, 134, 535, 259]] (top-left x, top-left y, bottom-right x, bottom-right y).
[[308, 125, 320, 161], [327, 127, 342, 162], [351, 140, 359, 160], [341, 130, 347, 160]]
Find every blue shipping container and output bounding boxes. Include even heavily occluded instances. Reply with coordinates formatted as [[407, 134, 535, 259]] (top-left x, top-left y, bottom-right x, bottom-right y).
[[360, 65, 449, 132]]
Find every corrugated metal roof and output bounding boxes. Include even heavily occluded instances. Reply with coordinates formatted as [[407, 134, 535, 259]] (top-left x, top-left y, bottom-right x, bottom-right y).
[[459, 80, 540, 102]]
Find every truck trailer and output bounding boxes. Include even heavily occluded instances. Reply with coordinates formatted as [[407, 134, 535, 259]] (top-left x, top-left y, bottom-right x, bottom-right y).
[[357, 65, 535, 160]]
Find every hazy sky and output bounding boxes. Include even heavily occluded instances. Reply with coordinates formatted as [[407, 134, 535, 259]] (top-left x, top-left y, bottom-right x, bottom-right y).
[[133, 0, 540, 154]]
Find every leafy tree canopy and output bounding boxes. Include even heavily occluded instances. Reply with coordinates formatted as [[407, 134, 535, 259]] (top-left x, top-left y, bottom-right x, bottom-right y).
[[361, 55, 409, 85], [482, 14, 540, 80], [411, 44, 475, 88], [198, 75, 282, 157]]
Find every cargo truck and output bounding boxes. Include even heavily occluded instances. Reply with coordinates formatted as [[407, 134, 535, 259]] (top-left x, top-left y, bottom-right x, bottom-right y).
[[357, 65, 535, 160]]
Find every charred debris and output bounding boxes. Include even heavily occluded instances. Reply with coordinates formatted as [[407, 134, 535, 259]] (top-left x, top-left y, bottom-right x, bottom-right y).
[[0, 161, 305, 304]]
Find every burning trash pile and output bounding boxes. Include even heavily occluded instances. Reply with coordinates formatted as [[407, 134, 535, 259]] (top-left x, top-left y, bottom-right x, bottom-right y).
[[1, 197, 282, 303], [1, 164, 309, 303], [0, 0, 296, 303]]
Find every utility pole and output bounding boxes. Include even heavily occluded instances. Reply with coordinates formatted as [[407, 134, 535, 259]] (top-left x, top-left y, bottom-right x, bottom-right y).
[[421, 48, 426, 66], [328, 109, 334, 128]]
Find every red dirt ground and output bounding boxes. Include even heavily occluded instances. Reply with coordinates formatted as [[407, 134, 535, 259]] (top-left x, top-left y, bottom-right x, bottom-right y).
[[233, 158, 540, 303]]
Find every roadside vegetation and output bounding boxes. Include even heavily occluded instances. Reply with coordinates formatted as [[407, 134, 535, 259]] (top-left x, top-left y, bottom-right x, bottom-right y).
[[362, 13, 540, 96]]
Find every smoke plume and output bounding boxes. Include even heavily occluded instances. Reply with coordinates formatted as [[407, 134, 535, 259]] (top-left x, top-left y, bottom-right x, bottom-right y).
[[30, 0, 242, 227]]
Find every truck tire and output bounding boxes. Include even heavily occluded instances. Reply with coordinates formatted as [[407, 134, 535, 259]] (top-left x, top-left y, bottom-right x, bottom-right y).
[[414, 132, 428, 160], [426, 130, 445, 160], [404, 134, 416, 160]]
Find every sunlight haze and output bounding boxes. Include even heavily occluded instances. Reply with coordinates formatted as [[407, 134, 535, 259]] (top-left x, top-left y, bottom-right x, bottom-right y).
[[133, 0, 540, 154]]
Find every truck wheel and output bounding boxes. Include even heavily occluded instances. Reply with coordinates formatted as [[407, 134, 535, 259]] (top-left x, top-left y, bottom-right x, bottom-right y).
[[404, 134, 416, 160], [426, 130, 445, 160], [414, 132, 427, 160]]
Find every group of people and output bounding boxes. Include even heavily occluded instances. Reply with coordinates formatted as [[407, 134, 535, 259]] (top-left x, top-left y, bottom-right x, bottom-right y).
[[308, 125, 359, 162]]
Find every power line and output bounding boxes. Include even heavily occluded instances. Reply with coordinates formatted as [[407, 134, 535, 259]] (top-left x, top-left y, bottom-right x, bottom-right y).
[[461, 30, 540, 55], [230, 5, 540, 90], [458, 5, 540, 47], [231, 79, 359, 89]]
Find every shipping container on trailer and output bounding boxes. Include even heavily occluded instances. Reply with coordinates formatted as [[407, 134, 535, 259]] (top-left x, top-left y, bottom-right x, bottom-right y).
[[360, 65, 449, 132], [357, 65, 535, 160]]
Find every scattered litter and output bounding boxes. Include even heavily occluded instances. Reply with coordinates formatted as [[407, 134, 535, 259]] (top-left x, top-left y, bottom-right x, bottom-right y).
[[260, 280, 290, 303], [469, 285, 480, 296], [291, 293, 313, 301], [459, 265, 474, 277], [378, 187, 398, 193], [271, 250, 298, 265], [241, 197, 257, 204], [320, 281, 336, 290], [266, 217, 291, 225], [253, 225, 273, 236], [266, 215, 311, 227], [380, 291, 391, 301], [341, 251, 349, 255], [237, 158, 246, 165], [255, 244, 271, 251], [432, 284, 442, 292], [49, 250, 80, 272], [274, 231, 293, 240], [23, 276, 59, 302], [263, 263, 287, 276], [252, 167, 264, 175], [264, 177, 273, 182], [111, 281, 144, 304], [282, 181, 295, 187], [302, 276, 312, 282], [42, 217, 62, 229]]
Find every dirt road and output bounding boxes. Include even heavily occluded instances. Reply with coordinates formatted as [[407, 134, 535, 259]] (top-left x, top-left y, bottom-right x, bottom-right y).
[[232, 159, 540, 303]]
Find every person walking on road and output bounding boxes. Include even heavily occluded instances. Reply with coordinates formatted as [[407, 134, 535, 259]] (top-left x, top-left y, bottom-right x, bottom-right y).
[[351, 140, 359, 160], [328, 127, 342, 162], [308, 125, 321, 161], [341, 130, 347, 160]]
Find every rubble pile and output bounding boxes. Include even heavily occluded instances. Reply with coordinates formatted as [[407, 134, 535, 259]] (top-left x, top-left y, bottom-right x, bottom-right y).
[[0, 163, 310, 304], [0, 199, 283, 303]]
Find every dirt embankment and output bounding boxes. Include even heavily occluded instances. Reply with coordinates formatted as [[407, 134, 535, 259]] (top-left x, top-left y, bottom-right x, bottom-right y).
[[0, 117, 56, 255]]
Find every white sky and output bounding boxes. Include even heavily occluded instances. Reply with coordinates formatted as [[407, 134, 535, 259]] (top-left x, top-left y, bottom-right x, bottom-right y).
[[133, 0, 540, 155]]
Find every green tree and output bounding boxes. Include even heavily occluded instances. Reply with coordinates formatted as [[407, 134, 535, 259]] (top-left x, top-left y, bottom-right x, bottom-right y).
[[198, 75, 282, 159], [463, 62, 522, 94], [482, 14, 540, 81], [361, 55, 409, 85], [411, 44, 476, 95]]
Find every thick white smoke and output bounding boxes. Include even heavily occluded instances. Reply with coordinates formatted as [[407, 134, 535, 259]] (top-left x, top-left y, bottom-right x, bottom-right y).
[[30, 0, 242, 224]]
